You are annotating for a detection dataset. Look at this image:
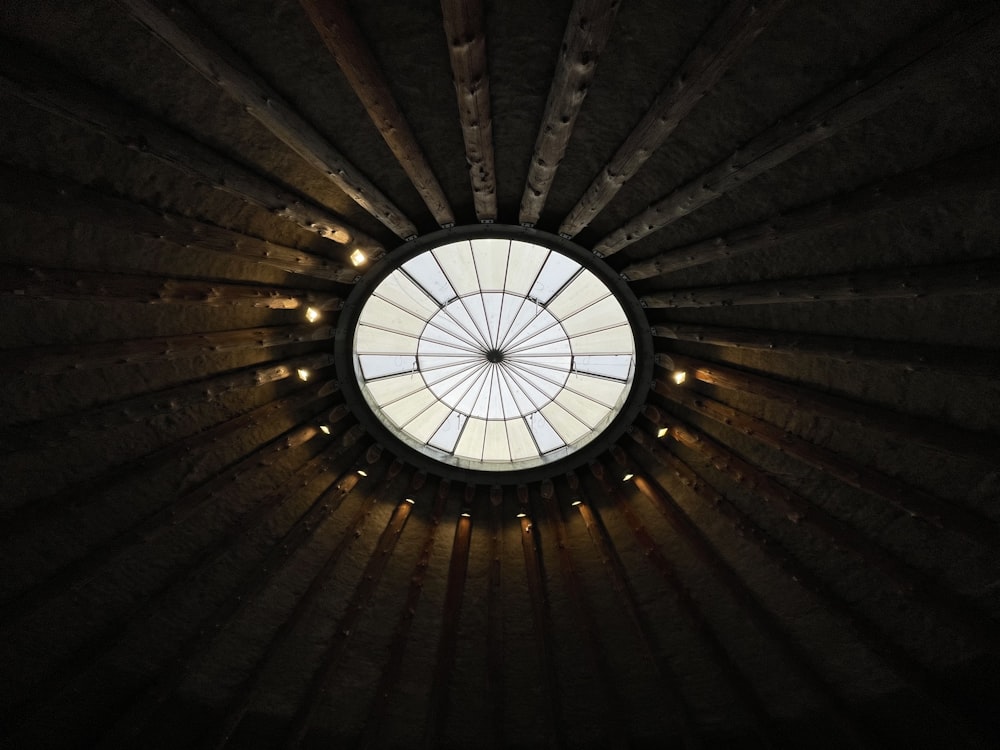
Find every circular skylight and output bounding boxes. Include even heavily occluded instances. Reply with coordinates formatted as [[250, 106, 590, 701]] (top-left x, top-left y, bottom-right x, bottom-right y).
[[336, 227, 651, 481]]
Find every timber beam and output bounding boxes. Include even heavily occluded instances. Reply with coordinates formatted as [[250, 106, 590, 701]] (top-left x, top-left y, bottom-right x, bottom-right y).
[[117, 0, 417, 238], [301, 0, 454, 226], [594, 6, 1000, 255]]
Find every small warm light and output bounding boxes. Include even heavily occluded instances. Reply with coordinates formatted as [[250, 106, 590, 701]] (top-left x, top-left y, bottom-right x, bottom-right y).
[[672, 370, 687, 385], [571, 500, 582, 507], [297, 368, 311, 381], [622, 473, 634, 482], [657, 426, 669, 438], [319, 424, 331, 435], [516, 512, 527, 518], [305, 306, 321, 323], [404, 497, 415, 505], [350, 249, 367, 266], [460, 511, 471, 518], [357, 469, 368, 477]]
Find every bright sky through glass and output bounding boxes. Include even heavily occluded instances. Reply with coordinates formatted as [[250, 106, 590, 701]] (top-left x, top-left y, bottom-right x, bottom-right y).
[[353, 238, 636, 472]]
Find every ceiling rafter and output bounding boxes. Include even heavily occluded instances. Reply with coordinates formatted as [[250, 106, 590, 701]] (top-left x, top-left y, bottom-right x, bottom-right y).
[[594, 6, 1000, 256], [93, 440, 367, 748], [639, 259, 1000, 309], [621, 145, 1000, 280], [0, 264, 343, 310], [639, 407, 998, 639], [656, 379, 999, 546], [441, 0, 498, 221], [558, 0, 786, 237], [0, 43, 383, 253], [619, 464, 878, 748], [651, 322, 1000, 377], [658, 353, 1000, 466], [300, 0, 455, 228], [628, 427, 990, 747], [117, 0, 417, 238], [0, 165, 359, 283], [518, 0, 622, 227], [0, 353, 334, 454]]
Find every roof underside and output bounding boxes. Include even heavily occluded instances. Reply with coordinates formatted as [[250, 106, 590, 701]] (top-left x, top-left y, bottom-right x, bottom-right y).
[[1, 0, 999, 747]]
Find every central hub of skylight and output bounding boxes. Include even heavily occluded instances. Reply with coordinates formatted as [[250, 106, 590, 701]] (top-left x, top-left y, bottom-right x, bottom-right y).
[[336, 227, 652, 482]]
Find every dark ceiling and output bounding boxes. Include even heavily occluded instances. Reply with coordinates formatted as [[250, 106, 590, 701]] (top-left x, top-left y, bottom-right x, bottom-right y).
[[1, 0, 999, 748]]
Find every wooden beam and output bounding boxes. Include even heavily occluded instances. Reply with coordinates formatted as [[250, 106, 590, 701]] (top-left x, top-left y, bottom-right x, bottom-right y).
[[640, 259, 1000, 308], [199, 465, 400, 750], [622, 465, 879, 748], [518, 0, 622, 226], [621, 146, 1000, 279], [2, 323, 334, 376], [0, 376, 336, 538], [359, 484, 451, 750], [639, 406, 1000, 637], [583, 464, 764, 748], [440, 0, 497, 220], [300, 0, 454, 226], [655, 379, 999, 546], [421, 492, 473, 748], [539, 481, 631, 746], [0, 165, 359, 283], [593, 7, 1000, 255], [0, 44, 382, 253], [116, 0, 416, 238], [517, 491, 566, 749], [281, 494, 415, 749], [558, 0, 785, 236], [0, 353, 333, 453], [0, 264, 343, 310], [651, 322, 1000, 376], [632, 430, 1000, 747], [659, 353, 1000, 466], [2, 437, 363, 742]]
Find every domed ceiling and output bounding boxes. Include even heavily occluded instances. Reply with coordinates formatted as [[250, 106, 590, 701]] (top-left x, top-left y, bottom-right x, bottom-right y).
[[1, 0, 999, 748]]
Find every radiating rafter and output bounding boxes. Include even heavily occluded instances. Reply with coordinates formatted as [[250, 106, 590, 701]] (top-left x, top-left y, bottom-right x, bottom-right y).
[[300, 0, 455, 226], [116, 0, 417, 238], [593, 6, 1000, 256], [0, 42, 383, 253], [558, 0, 786, 237], [621, 145, 1000, 279], [0, 165, 360, 282], [441, 0, 497, 221], [518, 0, 622, 227]]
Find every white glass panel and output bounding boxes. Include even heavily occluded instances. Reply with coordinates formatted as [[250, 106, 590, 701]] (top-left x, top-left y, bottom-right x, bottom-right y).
[[359, 354, 415, 380], [568, 324, 633, 354], [546, 270, 609, 319], [560, 294, 630, 337], [454, 417, 487, 459], [471, 239, 510, 290], [434, 242, 480, 296], [573, 354, 634, 380], [404, 400, 453, 442], [506, 241, 548, 295], [430, 412, 465, 452], [506, 418, 539, 460], [383, 387, 439, 427], [359, 295, 426, 336], [402, 253, 456, 304], [526, 411, 565, 453], [530, 253, 579, 303], [356, 324, 419, 355], [483, 419, 511, 462], [553, 387, 612, 428], [375, 270, 440, 319], [541, 401, 589, 443], [366, 372, 423, 404], [564, 372, 627, 407]]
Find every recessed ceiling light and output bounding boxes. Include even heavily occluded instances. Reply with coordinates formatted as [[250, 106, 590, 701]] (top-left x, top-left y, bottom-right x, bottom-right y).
[[296, 368, 310, 381], [319, 424, 331, 434], [657, 426, 669, 438], [305, 306, 321, 322], [350, 249, 367, 266], [672, 370, 687, 385], [622, 473, 634, 481]]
